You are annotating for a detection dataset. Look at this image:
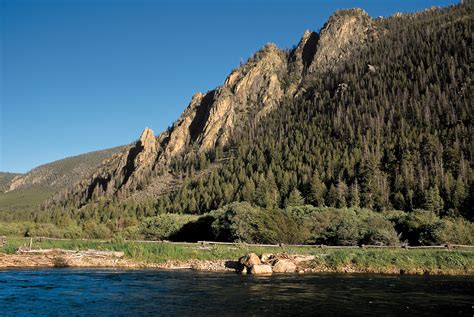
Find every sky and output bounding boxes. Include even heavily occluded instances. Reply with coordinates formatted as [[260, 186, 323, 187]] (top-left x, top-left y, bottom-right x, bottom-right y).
[[0, 0, 460, 173]]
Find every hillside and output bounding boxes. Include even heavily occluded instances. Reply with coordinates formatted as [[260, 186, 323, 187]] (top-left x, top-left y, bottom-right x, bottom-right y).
[[3, 3, 472, 239], [49, 4, 471, 215], [0, 146, 124, 218], [0, 172, 21, 192], [47, 8, 384, 209]]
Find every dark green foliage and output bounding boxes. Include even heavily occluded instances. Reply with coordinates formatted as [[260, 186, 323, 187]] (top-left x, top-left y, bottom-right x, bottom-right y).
[[209, 202, 304, 244], [155, 4, 472, 220], [140, 214, 198, 240], [396, 209, 474, 245], [284, 206, 400, 246], [2, 4, 471, 245], [285, 188, 305, 207]]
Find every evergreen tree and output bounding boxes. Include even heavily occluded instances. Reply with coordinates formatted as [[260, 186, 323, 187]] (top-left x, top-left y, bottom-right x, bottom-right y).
[[424, 185, 444, 215], [285, 188, 305, 207], [349, 181, 361, 208], [309, 171, 327, 206]]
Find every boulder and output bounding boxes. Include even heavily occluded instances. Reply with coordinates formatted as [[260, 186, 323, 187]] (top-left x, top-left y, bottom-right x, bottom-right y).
[[292, 255, 315, 264], [250, 264, 273, 275], [260, 253, 274, 263], [240, 253, 261, 268], [272, 259, 297, 273]]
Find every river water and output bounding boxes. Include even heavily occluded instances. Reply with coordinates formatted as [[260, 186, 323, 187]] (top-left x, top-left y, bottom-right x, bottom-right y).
[[0, 268, 472, 316]]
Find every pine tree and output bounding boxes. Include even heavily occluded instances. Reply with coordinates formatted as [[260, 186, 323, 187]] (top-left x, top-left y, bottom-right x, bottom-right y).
[[424, 185, 444, 215], [309, 171, 327, 206], [349, 181, 361, 208], [327, 184, 339, 208], [285, 188, 305, 207], [336, 181, 348, 208], [452, 177, 467, 213]]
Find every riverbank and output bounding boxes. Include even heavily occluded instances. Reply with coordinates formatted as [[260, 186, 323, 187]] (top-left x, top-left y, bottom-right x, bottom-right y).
[[0, 238, 473, 275]]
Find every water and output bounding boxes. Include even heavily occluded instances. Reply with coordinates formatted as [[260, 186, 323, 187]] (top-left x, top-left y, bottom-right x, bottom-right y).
[[0, 269, 472, 316]]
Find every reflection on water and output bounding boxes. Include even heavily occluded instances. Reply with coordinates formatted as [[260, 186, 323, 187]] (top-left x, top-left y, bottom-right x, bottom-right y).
[[0, 268, 473, 316]]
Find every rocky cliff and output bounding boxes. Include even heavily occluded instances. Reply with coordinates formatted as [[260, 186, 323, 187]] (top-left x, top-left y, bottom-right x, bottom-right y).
[[48, 9, 382, 208]]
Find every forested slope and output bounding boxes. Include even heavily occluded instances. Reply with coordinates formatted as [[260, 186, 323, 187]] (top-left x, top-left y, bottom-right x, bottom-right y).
[[154, 4, 472, 220], [3, 3, 472, 243]]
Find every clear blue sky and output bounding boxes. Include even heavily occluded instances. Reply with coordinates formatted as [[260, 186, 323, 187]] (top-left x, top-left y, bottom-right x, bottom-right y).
[[0, 0, 459, 173]]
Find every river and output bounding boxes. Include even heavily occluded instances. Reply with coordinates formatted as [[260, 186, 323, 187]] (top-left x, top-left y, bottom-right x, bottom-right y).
[[0, 268, 472, 316]]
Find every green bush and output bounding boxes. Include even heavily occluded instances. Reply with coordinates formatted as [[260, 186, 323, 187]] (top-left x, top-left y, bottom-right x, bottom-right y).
[[357, 210, 400, 246], [396, 209, 441, 245], [209, 202, 305, 244], [285, 206, 399, 246], [396, 209, 474, 245], [429, 217, 474, 245], [0, 221, 26, 236], [83, 221, 112, 239], [139, 214, 198, 240]]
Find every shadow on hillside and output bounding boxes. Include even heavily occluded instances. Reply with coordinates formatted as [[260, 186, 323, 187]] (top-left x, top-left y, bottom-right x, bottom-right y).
[[169, 215, 215, 242]]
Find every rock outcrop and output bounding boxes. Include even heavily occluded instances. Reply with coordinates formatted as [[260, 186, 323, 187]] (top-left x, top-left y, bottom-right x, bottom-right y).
[[49, 44, 289, 207], [309, 8, 378, 73], [48, 8, 381, 208]]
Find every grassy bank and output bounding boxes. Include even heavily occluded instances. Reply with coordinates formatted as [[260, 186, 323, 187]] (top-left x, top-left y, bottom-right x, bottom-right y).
[[1, 237, 473, 275]]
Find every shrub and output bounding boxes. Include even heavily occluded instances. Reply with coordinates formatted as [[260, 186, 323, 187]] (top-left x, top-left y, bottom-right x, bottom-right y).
[[83, 221, 112, 239], [396, 209, 440, 245], [285, 206, 399, 246], [0, 221, 25, 236], [209, 202, 306, 244], [430, 217, 474, 245], [140, 214, 198, 240], [395, 210, 474, 245], [358, 211, 400, 246]]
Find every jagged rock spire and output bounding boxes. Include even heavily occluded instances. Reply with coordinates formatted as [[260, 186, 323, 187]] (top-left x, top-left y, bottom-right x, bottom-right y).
[[139, 127, 157, 152]]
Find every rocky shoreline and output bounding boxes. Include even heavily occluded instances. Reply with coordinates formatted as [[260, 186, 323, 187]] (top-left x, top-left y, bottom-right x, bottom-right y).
[[0, 250, 473, 276]]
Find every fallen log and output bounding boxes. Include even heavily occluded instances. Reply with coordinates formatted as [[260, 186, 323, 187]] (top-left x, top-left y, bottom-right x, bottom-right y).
[[15, 248, 125, 258]]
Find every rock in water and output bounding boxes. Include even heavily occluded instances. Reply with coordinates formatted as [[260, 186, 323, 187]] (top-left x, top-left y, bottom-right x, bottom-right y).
[[250, 264, 273, 275], [272, 259, 297, 273], [260, 253, 274, 263], [240, 253, 261, 268]]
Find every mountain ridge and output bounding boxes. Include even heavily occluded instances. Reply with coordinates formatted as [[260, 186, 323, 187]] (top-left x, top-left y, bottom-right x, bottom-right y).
[[46, 8, 382, 209], [1, 3, 471, 229]]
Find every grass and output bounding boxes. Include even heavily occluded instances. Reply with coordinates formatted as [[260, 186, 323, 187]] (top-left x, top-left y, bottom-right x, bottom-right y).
[[1, 237, 473, 274], [0, 187, 53, 213]]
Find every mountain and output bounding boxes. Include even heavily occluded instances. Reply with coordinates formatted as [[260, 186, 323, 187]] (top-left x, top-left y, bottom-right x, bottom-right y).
[[0, 146, 124, 217], [6, 3, 474, 226], [47, 8, 384, 209]]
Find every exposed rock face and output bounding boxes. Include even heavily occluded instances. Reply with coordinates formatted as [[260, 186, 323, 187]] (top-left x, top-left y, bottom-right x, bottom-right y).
[[50, 128, 159, 206], [49, 44, 289, 207], [165, 43, 287, 155], [260, 253, 274, 264], [49, 8, 381, 208], [309, 9, 378, 73]]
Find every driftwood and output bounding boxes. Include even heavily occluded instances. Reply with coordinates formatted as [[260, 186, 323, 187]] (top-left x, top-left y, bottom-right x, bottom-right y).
[[16, 248, 125, 258]]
